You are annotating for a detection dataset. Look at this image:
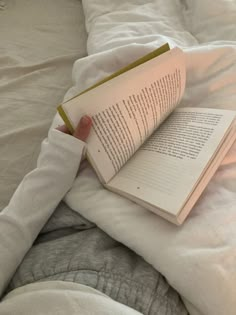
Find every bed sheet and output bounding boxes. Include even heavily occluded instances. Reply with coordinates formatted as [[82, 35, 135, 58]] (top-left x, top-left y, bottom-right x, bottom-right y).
[[0, 0, 87, 210]]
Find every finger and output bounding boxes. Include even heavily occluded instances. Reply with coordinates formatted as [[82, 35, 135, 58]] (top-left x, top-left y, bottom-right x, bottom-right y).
[[56, 125, 71, 134], [73, 115, 92, 141]]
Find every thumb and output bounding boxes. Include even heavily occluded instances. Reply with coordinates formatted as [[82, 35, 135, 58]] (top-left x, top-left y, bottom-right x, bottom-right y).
[[73, 115, 92, 141]]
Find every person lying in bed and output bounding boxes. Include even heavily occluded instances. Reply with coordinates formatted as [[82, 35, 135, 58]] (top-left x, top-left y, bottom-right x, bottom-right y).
[[0, 116, 187, 315], [0, 116, 141, 314]]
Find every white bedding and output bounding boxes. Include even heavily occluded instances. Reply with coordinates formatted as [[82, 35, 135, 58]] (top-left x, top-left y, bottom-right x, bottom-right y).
[[50, 1, 236, 315], [0, 0, 87, 209]]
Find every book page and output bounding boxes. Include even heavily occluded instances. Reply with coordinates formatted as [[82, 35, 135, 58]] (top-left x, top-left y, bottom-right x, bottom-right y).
[[107, 107, 236, 214], [62, 48, 185, 183], [176, 126, 236, 224]]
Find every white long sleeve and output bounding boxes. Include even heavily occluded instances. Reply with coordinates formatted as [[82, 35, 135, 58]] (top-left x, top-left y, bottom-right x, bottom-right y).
[[0, 129, 85, 297]]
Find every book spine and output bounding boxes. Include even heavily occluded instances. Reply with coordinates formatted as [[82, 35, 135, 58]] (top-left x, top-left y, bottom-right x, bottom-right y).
[[57, 105, 74, 134]]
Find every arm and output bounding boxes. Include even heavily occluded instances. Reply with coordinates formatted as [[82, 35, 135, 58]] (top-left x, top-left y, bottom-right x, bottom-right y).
[[0, 116, 92, 297]]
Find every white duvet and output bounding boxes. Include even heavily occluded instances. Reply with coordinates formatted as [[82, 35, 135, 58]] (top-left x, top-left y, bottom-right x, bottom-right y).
[[51, 1, 236, 314]]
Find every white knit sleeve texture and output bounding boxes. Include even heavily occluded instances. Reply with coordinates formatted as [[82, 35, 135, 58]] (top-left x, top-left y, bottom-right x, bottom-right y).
[[0, 129, 85, 297]]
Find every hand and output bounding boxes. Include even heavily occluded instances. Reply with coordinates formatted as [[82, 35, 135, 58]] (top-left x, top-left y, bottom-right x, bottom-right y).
[[56, 115, 92, 142]]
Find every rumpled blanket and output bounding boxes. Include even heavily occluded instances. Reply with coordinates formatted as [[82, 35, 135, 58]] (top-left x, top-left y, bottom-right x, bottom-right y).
[[40, 1, 236, 314]]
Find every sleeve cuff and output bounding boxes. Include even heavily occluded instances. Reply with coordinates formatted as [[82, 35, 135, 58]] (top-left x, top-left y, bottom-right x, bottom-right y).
[[37, 128, 86, 168]]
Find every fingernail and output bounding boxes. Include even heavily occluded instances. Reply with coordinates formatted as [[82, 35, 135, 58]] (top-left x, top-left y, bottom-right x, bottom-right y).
[[81, 115, 91, 126]]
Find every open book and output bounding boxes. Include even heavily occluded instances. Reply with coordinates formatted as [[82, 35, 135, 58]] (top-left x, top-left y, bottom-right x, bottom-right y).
[[58, 44, 236, 225]]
